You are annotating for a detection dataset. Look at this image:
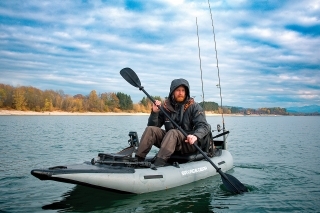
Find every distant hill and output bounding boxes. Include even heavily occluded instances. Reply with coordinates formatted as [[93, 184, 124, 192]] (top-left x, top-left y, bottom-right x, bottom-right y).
[[286, 105, 320, 113]]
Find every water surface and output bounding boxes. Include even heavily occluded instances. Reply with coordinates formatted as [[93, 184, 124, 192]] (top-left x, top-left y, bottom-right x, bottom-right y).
[[0, 115, 319, 212]]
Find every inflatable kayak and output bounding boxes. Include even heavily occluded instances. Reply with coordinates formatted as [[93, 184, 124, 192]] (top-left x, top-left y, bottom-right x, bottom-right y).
[[31, 131, 233, 194]]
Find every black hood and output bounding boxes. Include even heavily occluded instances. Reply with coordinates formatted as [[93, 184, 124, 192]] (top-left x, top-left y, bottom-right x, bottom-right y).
[[169, 78, 190, 99]]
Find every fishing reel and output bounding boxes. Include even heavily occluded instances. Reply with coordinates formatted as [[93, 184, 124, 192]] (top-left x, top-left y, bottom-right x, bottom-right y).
[[212, 124, 222, 132], [128, 131, 140, 147], [217, 124, 221, 132]]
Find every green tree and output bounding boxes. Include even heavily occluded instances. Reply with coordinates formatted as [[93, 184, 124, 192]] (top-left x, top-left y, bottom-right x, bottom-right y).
[[230, 107, 240, 113], [140, 96, 163, 108], [140, 97, 149, 107], [116, 92, 133, 110], [199, 101, 219, 111]]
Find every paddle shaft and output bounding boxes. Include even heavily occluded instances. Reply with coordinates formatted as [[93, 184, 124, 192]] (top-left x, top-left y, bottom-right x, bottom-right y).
[[139, 87, 242, 193]]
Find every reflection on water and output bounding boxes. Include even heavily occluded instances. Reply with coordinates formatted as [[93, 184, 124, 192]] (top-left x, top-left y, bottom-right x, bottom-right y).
[[41, 176, 231, 213]]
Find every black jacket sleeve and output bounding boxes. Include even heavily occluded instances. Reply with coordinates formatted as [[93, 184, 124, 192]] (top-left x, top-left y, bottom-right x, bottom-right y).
[[147, 108, 165, 128]]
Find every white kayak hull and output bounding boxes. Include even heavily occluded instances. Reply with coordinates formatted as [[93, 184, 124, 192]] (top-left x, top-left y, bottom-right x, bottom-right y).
[[31, 150, 233, 194]]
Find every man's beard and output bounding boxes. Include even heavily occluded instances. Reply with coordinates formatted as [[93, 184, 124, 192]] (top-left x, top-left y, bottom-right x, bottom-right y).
[[175, 96, 185, 103]]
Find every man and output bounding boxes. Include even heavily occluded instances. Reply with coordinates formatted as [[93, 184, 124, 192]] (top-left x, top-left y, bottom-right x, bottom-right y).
[[135, 78, 211, 166]]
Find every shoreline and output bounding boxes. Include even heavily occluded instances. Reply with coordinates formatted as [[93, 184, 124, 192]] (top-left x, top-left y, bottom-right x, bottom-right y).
[[0, 110, 149, 116], [0, 109, 242, 116]]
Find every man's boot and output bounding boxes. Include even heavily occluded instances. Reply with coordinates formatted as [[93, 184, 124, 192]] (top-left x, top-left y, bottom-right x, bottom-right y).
[[153, 157, 167, 167]]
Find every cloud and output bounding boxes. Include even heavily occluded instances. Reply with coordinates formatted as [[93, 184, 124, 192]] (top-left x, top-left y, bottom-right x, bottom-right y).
[[0, 0, 319, 108]]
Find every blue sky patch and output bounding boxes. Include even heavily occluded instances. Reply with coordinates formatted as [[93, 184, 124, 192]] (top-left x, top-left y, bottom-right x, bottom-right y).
[[0, 0, 319, 108]]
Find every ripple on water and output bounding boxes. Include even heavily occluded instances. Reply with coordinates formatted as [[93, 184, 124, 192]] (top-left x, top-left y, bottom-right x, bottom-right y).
[[1, 115, 320, 212]]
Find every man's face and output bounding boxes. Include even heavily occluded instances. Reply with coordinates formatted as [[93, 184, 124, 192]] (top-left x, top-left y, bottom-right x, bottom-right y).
[[173, 86, 186, 103]]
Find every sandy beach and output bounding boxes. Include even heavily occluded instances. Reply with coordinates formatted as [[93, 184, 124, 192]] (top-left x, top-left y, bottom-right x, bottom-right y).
[[0, 110, 234, 116], [0, 110, 149, 116]]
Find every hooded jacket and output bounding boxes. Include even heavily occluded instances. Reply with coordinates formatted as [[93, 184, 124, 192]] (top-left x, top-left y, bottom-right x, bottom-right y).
[[147, 78, 211, 152]]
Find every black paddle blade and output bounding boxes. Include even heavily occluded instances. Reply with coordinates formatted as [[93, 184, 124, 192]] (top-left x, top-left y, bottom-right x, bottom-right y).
[[221, 173, 248, 194], [120, 67, 142, 88]]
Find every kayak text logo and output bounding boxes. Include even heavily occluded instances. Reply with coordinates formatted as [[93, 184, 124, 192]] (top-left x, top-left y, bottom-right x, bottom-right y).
[[181, 166, 207, 176]]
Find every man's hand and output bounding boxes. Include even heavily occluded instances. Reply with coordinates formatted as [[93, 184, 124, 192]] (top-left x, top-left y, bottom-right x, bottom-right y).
[[185, 134, 197, 145], [152, 100, 161, 113]]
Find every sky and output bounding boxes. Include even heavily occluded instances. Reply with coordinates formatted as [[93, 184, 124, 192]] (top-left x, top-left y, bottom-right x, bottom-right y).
[[0, 0, 319, 109]]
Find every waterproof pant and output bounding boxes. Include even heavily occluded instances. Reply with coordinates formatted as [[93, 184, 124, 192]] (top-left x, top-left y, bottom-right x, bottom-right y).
[[135, 126, 197, 161]]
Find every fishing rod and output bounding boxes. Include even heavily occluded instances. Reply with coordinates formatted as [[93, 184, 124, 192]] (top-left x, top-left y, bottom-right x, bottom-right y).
[[208, 0, 225, 123], [196, 2, 225, 135], [196, 17, 205, 110]]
